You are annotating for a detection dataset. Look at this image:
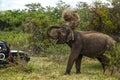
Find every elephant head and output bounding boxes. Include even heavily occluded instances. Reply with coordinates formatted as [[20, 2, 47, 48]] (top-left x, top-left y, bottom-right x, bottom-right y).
[[47, 26, 74, 44]]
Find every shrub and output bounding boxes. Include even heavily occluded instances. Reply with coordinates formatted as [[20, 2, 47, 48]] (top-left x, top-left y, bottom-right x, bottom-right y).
[[105, 43, 120, 74]]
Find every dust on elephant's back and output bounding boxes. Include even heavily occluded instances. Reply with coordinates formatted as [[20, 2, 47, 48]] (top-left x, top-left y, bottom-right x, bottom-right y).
[[81, 32, 115, 57]]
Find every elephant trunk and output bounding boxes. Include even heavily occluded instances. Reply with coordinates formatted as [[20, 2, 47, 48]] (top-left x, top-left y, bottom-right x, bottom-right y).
[[47, 26, 60, 39]]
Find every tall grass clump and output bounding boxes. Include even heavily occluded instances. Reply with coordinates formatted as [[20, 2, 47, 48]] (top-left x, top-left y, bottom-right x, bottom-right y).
[[105, 43, 120, 77]]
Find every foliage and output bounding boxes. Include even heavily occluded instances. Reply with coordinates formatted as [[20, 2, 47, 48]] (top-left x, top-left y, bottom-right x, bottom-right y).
[[0, 31, 30, 51], [0, 0, 120, 33], [105, 44, 120, 74], [76, 2, 91, 30], [87, 1, 120, 34]]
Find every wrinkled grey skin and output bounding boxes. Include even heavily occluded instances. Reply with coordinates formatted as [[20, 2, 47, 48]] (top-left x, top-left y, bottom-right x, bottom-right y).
[[47, 26, 116, 75]]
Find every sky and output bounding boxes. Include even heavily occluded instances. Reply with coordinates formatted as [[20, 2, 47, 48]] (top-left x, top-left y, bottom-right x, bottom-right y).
[[0, 0, 108, 10]]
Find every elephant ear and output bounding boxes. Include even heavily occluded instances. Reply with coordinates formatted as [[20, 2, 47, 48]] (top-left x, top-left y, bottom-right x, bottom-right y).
[[67, 30, 74, 42]]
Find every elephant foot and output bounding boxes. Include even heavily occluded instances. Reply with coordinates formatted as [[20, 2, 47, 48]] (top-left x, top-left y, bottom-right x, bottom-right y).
[[64, 72, 70, 75], [76, 71, 81, 74], [76, 69, 81, 74]]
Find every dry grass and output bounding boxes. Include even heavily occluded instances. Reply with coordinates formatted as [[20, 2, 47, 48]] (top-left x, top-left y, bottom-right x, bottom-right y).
[[0, 55, 119, 80]]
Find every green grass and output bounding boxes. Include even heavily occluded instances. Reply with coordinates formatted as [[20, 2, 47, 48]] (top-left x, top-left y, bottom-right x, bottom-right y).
[[0, 55, 119, 80]]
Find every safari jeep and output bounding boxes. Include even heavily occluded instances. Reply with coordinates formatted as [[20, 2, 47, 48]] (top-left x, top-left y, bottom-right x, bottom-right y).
[[0, 41, 30, 65]]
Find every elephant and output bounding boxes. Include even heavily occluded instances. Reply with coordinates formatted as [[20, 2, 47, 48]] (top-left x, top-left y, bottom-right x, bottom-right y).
[[47, 25, 116, 75]]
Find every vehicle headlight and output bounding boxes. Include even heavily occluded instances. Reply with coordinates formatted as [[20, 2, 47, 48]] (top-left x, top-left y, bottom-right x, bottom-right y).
[[0, 53, 5, 60]]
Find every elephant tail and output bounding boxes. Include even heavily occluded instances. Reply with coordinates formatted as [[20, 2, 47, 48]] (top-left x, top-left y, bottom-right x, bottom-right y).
[[111, 35, 120, 43], [62, 8, 80, 30]]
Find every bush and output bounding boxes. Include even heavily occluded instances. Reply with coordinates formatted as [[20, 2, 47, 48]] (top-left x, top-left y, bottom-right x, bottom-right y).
[[105, 43, 120, 74], [0, 31, 31, 51]]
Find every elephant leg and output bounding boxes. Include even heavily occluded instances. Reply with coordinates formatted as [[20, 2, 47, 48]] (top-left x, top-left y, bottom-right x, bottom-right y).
[[75, 54, 83, 74], [65, 52, 80, 75], [97, 55, 110, 73]]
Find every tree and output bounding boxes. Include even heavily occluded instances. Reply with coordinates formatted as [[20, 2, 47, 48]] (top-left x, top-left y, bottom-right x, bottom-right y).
[[76, 2, 91, 30], [88, 1, 117, 34], [48, 0, 70, 25], [25, 3, 45, 13], [109, 0, 120, 34]]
